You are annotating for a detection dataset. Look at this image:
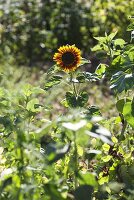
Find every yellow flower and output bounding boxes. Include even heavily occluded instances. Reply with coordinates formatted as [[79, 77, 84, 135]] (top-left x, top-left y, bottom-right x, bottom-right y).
[[53, 45, 81, 72]]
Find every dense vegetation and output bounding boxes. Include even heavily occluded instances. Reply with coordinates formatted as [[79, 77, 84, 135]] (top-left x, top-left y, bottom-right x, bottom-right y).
[[0, 0, 133, 65], [0, 0, 134, 200]]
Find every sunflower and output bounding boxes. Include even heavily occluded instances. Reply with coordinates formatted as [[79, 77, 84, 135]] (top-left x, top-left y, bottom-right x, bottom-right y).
[[53, 45, 81, 72]]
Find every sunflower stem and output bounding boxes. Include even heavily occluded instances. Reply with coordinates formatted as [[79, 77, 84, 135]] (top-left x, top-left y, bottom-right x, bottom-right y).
[[74, 131, 78, 189], [70, 73, 78, 99]]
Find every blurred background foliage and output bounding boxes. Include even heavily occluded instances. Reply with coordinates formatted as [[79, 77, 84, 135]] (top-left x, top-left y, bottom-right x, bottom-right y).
[[0, 0, 133, 66]]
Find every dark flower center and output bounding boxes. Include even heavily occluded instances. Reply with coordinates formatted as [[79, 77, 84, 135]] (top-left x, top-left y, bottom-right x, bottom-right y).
[[62, 52, 75, 65]]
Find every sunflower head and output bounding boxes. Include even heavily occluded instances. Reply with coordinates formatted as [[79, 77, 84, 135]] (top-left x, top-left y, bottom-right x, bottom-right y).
[[53, 45, 81, 72]]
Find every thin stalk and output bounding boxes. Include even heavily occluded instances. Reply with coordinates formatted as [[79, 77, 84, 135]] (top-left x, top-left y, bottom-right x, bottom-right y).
[[120, 117, 127, 140], [72, 81, 78, 98], [74, 131, 78, 189], [70, 72, 78, 98], [107, 41, 113, 62], [121, 120, 127, 135]]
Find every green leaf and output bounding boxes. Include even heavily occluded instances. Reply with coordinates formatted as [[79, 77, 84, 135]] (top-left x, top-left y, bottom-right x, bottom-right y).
[[91, 44, 102, 52], [110, 71, 134, 93], [62, 120, 86, 131], [65, 91, 88, 108], [45, 143, 70, 163], [79, 58, 91, 66], [26, 98, 41, 112], [94, 36, 106, 43], [85, 106, 101, 119], [127, 22, 134, 31], [76, 73, 86, 83], [86, 124, 112, 145], [95, 64, 107, 78], [0, 177, 12, 192], [44, 75, 62, 90], [83, 72, 100, 82], [0, 87, 5, 97], [116, 98, 131, 113], [123, 100, 134, 128], [78, 172, 97, 187], [65, 92, 77, 108], [47, 65, 59, 75], [74, 185, 93, 200], [102, 143, 110, 152], [77, 92, 89, 107], [102, 155, 112, 162], [85, 149, 101, 160], [114, 39, 126, 47], [95, 51, 107, 59], [23, 84, 33, 97], [109, 182, 125, 193], [108, 31, 117, 40]]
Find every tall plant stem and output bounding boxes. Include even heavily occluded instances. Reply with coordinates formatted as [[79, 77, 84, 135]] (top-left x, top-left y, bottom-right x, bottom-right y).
[[120, 120, 127, 140], [74, 131, 78, 189], [70, 73, 78, 98], [72, 81, 77, 98], [107, 41, 113, 62]]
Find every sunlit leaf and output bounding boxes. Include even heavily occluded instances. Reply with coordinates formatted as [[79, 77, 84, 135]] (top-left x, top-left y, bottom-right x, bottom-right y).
[[110, 71, 134, 93], [78, 172, 97, 187], [123, 100, 134, 128], [62, 120, 86, 131]]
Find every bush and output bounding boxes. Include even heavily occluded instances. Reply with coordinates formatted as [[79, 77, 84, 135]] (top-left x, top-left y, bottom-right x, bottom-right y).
[[0, 0, 133, 65]]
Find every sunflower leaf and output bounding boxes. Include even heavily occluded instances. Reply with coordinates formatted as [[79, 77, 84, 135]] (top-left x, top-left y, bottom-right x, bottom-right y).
[[79, 58, 91, 66], [44, 75, 62, 91], [47, 65, 59, 75]]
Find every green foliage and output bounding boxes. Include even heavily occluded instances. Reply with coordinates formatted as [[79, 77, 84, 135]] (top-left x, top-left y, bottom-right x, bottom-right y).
[[0, 0, 133, 64], [0, 4, 134, 200], [110, 71, 134, 93], [44, 75, 63, 90]]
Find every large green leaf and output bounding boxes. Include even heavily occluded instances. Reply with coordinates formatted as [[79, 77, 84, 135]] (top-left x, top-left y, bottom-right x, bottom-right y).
[[76, 72, 99, 83], [74, 185, 93, 200], [78, 172, 97, 187], [83, 72, 100, 82], [26, 98, 42, 112], [110, 71, 134, 93], [116, 98, 131, 113], [44, 143, 70, 164], [123, 100, 134, 128], [77, 92, 89, 107], [95, 63, 107, 78], [127, 22, 134, 31], [65, 91, 88, 108], [65, 92, 77, 108], [44, 75, 62, 90]]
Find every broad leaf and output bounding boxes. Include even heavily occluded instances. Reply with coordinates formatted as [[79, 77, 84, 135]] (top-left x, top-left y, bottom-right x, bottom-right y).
[[123, 100, 134, 128], [83, 72, 100, 82], [65, 91, 88, 108], [77, 92, 89, 107], [44, 75, 62, 90], [26, 98, 42, 112], [116, 98, 131, 113], [79, 58, 91, 66], [47, 65, 59, 75], [78, 172, 97, 187], [65, 92, 77, 108], [127, 22, 134, 31], [45, 143, 70, 164], [110, 71, 134, 93], [74, 185, 93, 200], [95, 64, 107, 78], [113, 39, 126, 48]]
